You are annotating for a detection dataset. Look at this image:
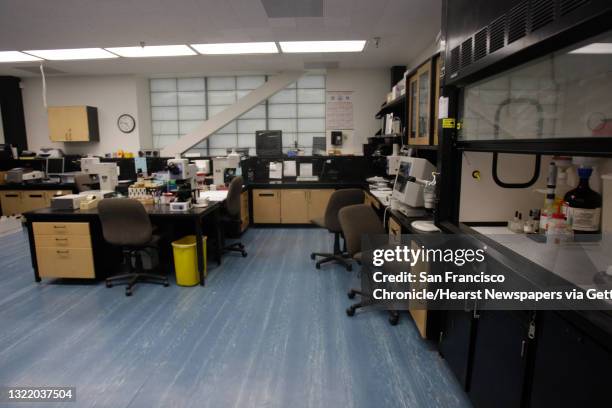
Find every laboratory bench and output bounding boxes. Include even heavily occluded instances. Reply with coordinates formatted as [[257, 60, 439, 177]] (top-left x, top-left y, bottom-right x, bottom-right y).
[[434, 221, 612, 408], [245, 180, 367, 225], [0, 182, 77, 191], [24, 202, 224, 286]]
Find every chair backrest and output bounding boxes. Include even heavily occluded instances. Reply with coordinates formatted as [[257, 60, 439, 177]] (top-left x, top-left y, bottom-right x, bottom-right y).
[[74, 173, 92, 192], [324, 188, 365, 232], [338, 204, 385, 256], [225, 176, 243, 218], [98, 198, 153, 247]]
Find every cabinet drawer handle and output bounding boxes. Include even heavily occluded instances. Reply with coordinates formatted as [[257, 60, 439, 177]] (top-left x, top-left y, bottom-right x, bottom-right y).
[[29, 194, 43, 198], [5, 194, 18, 198], [55, 238, 68, 241], [53, 225, 66, 229], [259, 193, 275, 197], [520, 340, 526, 358], [56, 250, 70, 254]]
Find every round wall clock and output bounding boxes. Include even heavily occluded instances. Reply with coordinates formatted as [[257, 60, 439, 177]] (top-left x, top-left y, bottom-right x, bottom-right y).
[[117, 114, 136, 133]]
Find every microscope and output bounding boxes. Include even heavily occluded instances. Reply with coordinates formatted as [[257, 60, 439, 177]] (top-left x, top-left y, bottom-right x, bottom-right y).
[[167, 158, 197, 211], [80, 157, 119, 192]]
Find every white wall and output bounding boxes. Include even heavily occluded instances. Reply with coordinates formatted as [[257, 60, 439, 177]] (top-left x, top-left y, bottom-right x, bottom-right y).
[[21, 69, 389, 157], [325, 68, 390, 155], [22, 75, 147, 156]]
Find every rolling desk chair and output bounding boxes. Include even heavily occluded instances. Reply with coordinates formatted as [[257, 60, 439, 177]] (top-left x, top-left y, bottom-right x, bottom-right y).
[[98, 198, 169, 296], [221, 176, 247, 257], [310, 188, 364, 271], [338, 203, 400, 326]]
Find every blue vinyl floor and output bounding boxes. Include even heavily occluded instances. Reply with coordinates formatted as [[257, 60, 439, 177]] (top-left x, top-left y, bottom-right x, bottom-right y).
[[0, 227, 471, 408]]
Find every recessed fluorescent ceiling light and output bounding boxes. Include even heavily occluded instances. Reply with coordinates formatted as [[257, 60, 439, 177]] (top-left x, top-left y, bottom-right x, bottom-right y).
[[105, 45, 196, 57], [191, 42, 278, 54], [24, 48, 118, 60], [569, 43, 612, 54], [0, 51, 42, 62], [279, 40, 366, 53]]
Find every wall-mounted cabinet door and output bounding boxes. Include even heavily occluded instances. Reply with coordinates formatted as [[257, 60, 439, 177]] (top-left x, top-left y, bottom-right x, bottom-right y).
[[48, 106, 99, 142], [408, 76, 418, 141], [407, 60, 433, 145], [416, 61, 432, 145], [433, 55, 441, 145]]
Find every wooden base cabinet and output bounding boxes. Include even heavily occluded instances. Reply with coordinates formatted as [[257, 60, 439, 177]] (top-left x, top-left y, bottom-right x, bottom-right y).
[[307, 189, 334, 221], [252, 189, 281, 223], [0, 191, 23, 216], [0, 190, 71, 216], [252, 188, 334, 224], [281, 190, 310, 223], [240, 191, 250, 231], [33, 222, 95, 279]]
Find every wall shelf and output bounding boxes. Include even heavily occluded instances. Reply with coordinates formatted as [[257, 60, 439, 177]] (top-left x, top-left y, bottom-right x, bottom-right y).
[[375, 95, 406, 118]]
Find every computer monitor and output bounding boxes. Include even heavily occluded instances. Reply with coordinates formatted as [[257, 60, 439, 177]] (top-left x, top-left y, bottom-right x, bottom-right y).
[[392, 157, 435, 207], [256, 130, 282, 157], [46, 158, 64, 175]]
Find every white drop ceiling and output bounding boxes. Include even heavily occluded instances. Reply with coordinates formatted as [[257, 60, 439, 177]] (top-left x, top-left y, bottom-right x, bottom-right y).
[[0, 0, 441, 77]]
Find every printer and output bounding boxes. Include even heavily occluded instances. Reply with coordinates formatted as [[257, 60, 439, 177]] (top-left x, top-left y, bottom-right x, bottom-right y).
[[6, 168, 45, 183], [51, 190, 114, 210]]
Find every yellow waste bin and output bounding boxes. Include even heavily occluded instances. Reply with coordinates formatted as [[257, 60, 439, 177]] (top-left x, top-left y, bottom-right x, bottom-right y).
[[171, 235, 207, 286]]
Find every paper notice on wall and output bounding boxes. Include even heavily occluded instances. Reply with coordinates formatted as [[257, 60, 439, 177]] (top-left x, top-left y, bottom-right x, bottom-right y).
[[326, 91, 354, 130]]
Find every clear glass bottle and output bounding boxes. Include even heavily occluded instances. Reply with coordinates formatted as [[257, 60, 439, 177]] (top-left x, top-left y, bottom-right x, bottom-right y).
[[563, 167, 602, 234]]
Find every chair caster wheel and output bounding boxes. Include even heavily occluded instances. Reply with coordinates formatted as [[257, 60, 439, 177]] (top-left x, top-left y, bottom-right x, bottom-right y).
[[389, 314, 399, 326], [105, 282, 112, 288], [241, 251, 247, 257], [347, 291, 356, 299], [163, 281, 169, 287], [125, 289, 133, 297], [315, 263, 321, 269], [346, 307, 355, 317], [347, 265, 352, 272], [310, 253, 316, 260]]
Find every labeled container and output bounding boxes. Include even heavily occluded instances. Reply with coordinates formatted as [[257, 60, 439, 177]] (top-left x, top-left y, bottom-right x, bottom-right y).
[[171, 235, 207, 286]]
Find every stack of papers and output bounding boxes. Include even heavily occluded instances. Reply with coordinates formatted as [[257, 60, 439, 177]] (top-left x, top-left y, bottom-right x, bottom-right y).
[[199, 190, 228, 202]]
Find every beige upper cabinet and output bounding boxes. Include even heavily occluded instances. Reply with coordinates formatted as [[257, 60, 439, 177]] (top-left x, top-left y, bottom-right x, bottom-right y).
[[48, 106, 99, 142]]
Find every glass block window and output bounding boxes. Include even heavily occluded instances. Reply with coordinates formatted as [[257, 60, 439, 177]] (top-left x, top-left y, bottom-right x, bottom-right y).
[[150, 74, 326, 156]]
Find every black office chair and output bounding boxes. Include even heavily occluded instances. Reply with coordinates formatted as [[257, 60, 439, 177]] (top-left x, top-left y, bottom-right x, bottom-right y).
[[221, 176, 247, 257], [98, 198, 169, 296], [339, 203, 400, 325], [310, 188, 364, 271]]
